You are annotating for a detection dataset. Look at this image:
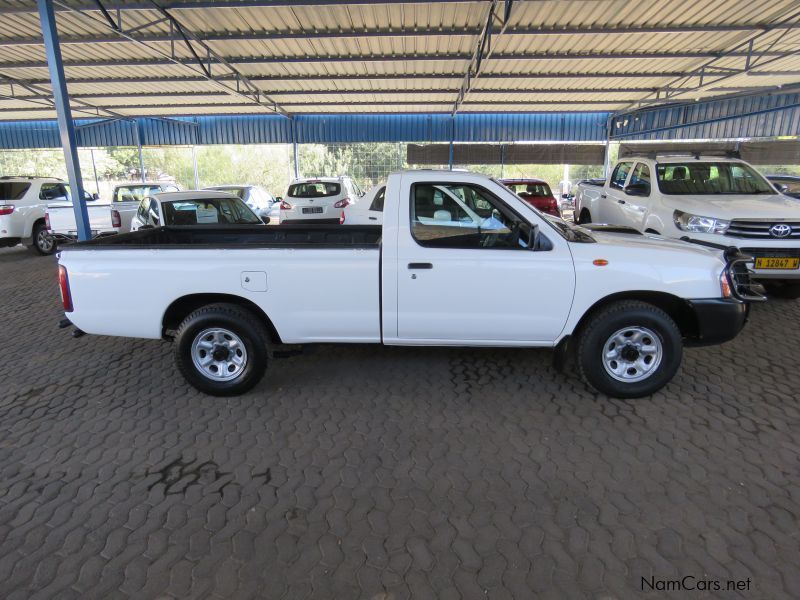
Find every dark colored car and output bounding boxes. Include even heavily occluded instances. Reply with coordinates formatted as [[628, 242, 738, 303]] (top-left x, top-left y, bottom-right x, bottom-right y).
[[499, 178, 561, 217], [766, 175, 800, 199]]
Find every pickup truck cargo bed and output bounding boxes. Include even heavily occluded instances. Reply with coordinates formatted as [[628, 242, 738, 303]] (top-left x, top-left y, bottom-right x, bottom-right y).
[[71, 224, 382, 249]]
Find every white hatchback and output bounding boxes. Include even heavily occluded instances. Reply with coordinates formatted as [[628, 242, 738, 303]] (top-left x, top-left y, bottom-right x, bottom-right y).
[[280, 177, 362, 224]]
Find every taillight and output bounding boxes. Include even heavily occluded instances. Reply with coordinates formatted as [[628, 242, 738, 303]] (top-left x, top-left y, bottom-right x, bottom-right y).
[[333, 198, 351, 209], [58, 265, 73, 312], [0, 205, 14, 216], [111, 209, 121, 228], [339, 210, 346, 225], [280, 200, 292, 210], [547, 198, 560, 216], [45, 211, 51, 230]]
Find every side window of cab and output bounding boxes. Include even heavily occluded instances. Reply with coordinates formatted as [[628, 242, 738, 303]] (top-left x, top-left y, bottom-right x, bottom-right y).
[[610, 162, 633, 190], [410, 183, 544, 250], [136, 198, 149, 224]]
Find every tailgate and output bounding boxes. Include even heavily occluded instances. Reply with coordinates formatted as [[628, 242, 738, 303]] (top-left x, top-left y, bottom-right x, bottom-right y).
[[48, 204, 115, 235]]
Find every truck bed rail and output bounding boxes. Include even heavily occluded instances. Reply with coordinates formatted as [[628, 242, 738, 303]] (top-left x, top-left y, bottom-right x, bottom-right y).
[[68, 224, 382, 250]]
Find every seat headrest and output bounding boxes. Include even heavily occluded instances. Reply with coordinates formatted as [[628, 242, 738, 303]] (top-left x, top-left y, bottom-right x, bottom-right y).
[[433, 210, 451, 221], [672, 166, 688, 180]]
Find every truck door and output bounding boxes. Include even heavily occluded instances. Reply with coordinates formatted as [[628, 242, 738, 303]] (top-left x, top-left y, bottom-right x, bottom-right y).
[[393, 180, 575, 344], [599, 162, 633, 225], [618, 162, 652, 230]]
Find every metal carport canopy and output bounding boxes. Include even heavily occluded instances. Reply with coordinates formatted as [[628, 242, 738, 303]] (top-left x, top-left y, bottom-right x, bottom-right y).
[[2, 0, 800, 121]]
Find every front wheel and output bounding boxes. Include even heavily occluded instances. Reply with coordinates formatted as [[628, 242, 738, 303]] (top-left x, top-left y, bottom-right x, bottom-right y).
[[576, 301, 683, 398], [29, 221, 57, 255], [174, 303, 270, 396]]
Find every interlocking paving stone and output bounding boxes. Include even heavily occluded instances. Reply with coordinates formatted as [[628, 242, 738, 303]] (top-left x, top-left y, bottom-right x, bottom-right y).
[[1, 245, 799, 598]]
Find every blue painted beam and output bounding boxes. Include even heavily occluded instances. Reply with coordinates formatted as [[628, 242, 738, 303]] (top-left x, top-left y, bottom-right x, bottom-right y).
[[37, 0, 91, 242]]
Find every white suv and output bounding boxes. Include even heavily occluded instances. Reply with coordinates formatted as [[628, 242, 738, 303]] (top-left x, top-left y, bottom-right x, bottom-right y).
[[280, 176, 362, 224], [0, 176, 84, 255]]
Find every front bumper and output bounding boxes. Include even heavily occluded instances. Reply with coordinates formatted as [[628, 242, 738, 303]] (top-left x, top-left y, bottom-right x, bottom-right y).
[[685, 298, 748, 347]]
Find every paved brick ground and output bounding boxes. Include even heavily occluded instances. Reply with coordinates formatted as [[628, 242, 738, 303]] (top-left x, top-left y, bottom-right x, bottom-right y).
[[1, 245, 798, 599]]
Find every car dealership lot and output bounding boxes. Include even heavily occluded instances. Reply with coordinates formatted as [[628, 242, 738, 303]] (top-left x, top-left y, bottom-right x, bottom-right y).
[[1, 246, 798, 599]]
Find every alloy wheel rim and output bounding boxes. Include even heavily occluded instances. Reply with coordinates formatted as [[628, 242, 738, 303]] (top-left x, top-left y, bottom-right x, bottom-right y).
[[191, 327, 248, 382], [37, 229, 54, 252], [601, 326, 663, 383]]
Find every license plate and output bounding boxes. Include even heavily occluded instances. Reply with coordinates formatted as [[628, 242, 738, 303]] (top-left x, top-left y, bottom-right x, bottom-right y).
[[754, 257, 800, 270], [302, 207, 323, 214]]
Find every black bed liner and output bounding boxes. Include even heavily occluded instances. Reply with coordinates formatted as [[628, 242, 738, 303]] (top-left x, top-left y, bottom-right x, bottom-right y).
[[68, 224, 382, 250]]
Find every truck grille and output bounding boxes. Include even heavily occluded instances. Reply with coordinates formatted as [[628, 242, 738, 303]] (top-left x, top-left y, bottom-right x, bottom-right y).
[[726, 255, 766, 302], [725, 220, 800, 239]]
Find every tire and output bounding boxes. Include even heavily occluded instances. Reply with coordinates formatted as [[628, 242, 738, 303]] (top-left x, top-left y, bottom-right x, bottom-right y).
[[763, 280, 800, 300], [576, 208, 592, 225], [576, 301, 683, 399], [174, 303, 270, 396], [28, 221, 57, 256]]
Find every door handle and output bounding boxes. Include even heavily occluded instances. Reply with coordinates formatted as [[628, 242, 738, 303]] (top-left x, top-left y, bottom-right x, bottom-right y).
[[600, 194, 607, 198], [408, 262, 433, 269], [618, 199, 626, 204]]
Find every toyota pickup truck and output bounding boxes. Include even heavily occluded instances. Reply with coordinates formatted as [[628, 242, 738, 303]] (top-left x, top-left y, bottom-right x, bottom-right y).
[[574, 154, 800, 298], [57, 170, 757, 399]]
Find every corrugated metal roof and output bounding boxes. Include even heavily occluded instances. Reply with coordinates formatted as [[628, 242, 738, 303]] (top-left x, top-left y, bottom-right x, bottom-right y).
[[2, 0, 800, 121], [609, 91, 800, 139], [0, 111, 612, 148]]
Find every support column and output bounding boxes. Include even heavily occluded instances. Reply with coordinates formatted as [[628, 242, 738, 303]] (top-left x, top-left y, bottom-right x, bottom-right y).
[[192, 145, 200, 189], [448, 117, 455, 170], [37, 0, 90, 241], [291, 119, 299, 180], [135, 123, 145, 183], [90, 148, 100, 195], [603, 115, 613, 179]]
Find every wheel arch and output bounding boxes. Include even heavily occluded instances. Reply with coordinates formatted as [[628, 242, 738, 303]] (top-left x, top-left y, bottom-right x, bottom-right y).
[[25, 216, 46, 240], [643, 214, 666, 235], [571, 291, 699, 339], [162, 293, 282, 343]]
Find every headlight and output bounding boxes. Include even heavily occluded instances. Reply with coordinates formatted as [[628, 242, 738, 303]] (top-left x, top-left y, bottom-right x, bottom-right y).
[[673, 210, 730, 234]]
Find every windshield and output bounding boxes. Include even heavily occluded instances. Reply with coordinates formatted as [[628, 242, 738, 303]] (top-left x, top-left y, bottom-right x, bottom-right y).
[[161, 197, 261, 225], [115, 185, 162, 202], [0, 182, 31, 200], [656, 162, 774, 195], [288, 182, 340, 198]]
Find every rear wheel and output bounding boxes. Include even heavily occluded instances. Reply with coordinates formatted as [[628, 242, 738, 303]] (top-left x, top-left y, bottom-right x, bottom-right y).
[[29, 221, 56, 255], [576, 208, 592, 225], [174, 303, 269, 396], [763, 280, 800, 300], [577, 301, 683, 398]]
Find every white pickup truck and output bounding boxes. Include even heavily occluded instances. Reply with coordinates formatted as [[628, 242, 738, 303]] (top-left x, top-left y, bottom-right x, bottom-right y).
[[575, 154, 800, 298], [57, 170, 758, 399]]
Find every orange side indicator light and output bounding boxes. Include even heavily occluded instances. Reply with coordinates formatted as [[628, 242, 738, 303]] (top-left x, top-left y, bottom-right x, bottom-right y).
[[593, 259, 609, 266]]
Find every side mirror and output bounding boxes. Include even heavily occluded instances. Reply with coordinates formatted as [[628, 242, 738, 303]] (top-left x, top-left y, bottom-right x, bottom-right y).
[[776, 184, 789, 193], [92, 193, 100, 200], [275, 197, 283, 203], [261, 216, 271, 224], [625, 183, 649, 197]]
